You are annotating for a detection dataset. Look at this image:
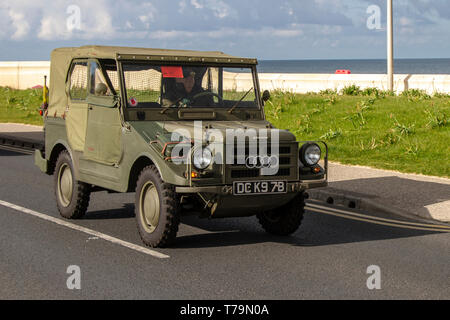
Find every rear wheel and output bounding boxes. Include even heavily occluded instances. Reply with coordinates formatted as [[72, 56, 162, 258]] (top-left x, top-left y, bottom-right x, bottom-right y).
[[54, 150, 91, 219], [135, 165, 180, 247], [257, 193, 305, 235]]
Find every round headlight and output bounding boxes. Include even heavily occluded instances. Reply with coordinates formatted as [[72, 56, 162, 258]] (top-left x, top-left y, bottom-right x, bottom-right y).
[[301, 143, 321, 166], [192, 148, 212, 170]]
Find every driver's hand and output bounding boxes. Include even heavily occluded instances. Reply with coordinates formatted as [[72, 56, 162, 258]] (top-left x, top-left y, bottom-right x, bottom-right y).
[[180, 98, 191, 107]]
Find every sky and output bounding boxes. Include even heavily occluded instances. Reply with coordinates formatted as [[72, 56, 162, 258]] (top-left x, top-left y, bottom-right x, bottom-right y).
[[0, 0, 449, 61]]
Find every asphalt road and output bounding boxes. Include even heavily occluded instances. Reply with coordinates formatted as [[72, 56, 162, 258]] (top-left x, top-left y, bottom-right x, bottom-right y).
[[0, 147, 449, 300]]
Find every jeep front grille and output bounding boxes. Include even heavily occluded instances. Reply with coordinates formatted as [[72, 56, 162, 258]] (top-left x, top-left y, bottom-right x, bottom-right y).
[[225, 142, 298, 183], [230, 168, 291, 179], [231, 169, 259, 178]]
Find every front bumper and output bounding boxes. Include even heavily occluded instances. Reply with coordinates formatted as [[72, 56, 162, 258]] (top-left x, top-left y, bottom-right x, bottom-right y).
[[176, 179, 327, 195]]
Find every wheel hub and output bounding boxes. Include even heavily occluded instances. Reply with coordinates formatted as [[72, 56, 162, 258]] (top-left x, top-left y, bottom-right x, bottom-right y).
[[58, 163, 73, 207], [140, 182, 160, 233]]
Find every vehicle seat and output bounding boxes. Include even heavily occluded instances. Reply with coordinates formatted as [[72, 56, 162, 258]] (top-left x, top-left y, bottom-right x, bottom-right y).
[[95, 83, 108, 96]]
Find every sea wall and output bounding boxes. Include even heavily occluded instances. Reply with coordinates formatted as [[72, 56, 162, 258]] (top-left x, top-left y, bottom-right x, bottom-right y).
[[225, 72, 450, 94], [1, 61, 449, 94], [0, 61, 50, 89]]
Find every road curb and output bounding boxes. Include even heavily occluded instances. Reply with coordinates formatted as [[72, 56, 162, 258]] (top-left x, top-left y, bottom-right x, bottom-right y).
[[306, 188, 450, 225]]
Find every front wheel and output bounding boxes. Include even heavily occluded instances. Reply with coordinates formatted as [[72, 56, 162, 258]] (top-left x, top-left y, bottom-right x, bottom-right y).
[[256, 193, 305, 236], [135, 165, 180, 247]]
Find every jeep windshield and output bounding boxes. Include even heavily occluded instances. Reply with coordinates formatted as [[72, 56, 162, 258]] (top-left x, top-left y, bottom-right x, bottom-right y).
[[121, 63, 260, 112]]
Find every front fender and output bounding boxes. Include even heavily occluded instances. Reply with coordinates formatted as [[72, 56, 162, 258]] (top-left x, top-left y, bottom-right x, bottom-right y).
[[129, 150, 188, 187]]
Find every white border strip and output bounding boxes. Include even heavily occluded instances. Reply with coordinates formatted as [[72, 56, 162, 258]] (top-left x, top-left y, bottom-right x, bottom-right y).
[[0, 199, 169, 259]]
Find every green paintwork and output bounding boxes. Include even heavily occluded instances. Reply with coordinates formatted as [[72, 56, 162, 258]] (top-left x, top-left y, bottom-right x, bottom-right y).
[[36, 45, 328, 219], [34, 149, 47, 173]]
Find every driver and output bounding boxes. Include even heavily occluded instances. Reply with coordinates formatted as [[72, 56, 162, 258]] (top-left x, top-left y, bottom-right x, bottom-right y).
[[162, 67, 214, 107]]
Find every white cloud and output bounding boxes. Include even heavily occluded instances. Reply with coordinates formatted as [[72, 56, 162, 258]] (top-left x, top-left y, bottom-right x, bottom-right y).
[[205, 0, 232, 19], [271, 28, 303, 37], [188, 0, 234, 19], [38, 16, 63, 40], [149, 30, 196, 39], [0, 0, 350, 41], [190, 0, 203, 9], [0, 0, 159, 41], [36, 1, 116, 40], [125, 21, 133, 29], [178, 0, 187, 13], [9, 9, 29, 40], [148, 26, 304, 41], [0, 0, 449, 59]]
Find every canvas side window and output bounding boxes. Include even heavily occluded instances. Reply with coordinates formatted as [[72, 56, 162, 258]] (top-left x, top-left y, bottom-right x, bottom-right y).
[[69, 62, 88, 100], [89, 61, 113, 96]]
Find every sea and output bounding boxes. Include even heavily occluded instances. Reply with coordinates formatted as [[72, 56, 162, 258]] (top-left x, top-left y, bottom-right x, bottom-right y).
[[256, 58, 450, 74]]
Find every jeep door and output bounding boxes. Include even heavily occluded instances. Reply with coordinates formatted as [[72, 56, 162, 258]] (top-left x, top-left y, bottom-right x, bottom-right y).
[[82, 59, 123, 166], [66, 60, 89, 153]]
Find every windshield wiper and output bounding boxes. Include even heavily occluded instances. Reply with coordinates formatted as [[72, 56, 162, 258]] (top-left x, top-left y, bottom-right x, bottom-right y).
[[228, 87, 253, 114]]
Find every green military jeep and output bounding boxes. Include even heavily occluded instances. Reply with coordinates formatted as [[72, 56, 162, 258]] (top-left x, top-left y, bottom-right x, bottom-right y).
[[35, 46, 327, 247]]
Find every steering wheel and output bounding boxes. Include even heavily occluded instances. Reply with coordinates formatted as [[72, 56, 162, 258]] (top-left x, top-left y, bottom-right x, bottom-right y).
[[191, 91, 223, 106]]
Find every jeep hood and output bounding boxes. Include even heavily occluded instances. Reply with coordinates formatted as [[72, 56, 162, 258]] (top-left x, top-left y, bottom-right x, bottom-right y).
[[130, 121, 297, 144]]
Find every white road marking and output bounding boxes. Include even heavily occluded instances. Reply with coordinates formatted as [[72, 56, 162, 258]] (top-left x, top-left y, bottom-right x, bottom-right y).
[[0, 145, 34, 155], [307, 202, 450, 230], [307, 203, 450, 232], [0, 199, 170, 259]]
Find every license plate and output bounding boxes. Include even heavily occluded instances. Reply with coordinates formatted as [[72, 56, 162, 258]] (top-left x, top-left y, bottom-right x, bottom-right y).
[[233, 181, 287, 195]]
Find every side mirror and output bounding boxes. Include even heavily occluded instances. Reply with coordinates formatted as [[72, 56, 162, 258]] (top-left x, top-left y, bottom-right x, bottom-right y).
[[262, 90, 270, 103]]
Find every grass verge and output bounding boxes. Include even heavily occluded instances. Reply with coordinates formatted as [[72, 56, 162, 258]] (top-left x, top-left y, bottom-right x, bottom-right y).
[[265, 88, 449, 178], [0, 87, 44, 126]]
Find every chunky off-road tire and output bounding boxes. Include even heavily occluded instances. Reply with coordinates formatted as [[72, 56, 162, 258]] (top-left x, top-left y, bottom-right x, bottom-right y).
[[256, 193, 305, 236], [54, 150, 91, 219], [135, 165, 180, 248]]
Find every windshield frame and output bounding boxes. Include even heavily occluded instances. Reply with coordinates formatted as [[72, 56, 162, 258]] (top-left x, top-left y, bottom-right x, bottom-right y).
[[118, 61, 263, 118]]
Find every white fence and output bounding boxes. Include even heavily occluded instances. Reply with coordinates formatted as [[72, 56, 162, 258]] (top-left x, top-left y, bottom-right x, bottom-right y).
[[1, 61, 449, 94]]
